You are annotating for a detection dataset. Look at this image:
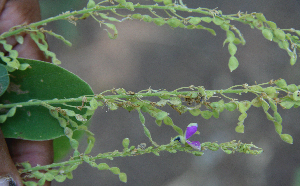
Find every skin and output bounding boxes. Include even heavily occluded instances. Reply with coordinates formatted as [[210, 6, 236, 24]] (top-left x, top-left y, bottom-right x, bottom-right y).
[[0, 0, 53, 185]]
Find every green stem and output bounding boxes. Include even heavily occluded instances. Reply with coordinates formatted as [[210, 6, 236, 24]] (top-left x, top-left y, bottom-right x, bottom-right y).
[[0, 4, 250, 40], [0, 88, 263, 109]]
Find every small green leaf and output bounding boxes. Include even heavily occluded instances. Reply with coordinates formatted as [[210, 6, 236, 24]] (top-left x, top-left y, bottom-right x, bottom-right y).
[[119, 173, 127, 183], [220, 23, 230, 31], [21, 162, 32, 169], [172, 125, 183, 135], [155, 119, 162, 126], [153, 18, 165, 26], [264, 87, 277, 95], [280, 134, 293, 144], [201, 17, 212, 23], [188, 17, 201, 25], [274, 122, 282, 134], [97, 163, 110, 170], [238, 113, 247, 121], [228, 42, 237, 56], [262, 29, 273, 41], [122, 138, 130, 148], [15, 35, 24, 44], [293, 91, 300, 101], [200, 110, 212, 119], [110, 167, 121, 174], [261, 99, 270, 112], [23, 181, 38, 186], [268, 99, 277, 112], [235, 125, 244, 133], [251, 97, 262, 107], [226, 31, 235, 42], [280, 100, 294, 109], [125, 2, 134, 11], [103, 23, 118, 39], [213, 17, 224, 25], [6, 106, 17, 117], [163, 116, 173, 125], [154, 111, 168, 120], [189, 108, 201, 116], [255, 13, 267, 22], [131, 13, 142, 19], [138, 109, 145, 124], [167, 18, 182, 28], [274, 29, 286, 40], [287, 84, 298, 93], [142, 15, 153, 22], [143, 126, 151, 139], [54, 175, 67, 182], [275, 79, 287, 89], [163, 0, 173, 5], [274, 112, 282, 124], [224, 102, 237, 111], [84, 136, 95, 155], [228, 56, 239, 72], [89, 98, 98, 109], [87, 0, 96, 8]]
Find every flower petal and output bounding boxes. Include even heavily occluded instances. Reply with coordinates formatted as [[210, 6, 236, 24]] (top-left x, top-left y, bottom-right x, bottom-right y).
[[186, 140, 201, 150], [185, 123, 198, 139]]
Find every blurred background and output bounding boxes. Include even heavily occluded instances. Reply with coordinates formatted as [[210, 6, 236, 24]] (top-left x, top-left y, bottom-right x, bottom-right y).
[[39, 0, 300, 185]]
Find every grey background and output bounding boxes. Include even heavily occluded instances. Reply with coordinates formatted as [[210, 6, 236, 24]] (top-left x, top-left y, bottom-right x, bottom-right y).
[[40, 0, 300, 185]]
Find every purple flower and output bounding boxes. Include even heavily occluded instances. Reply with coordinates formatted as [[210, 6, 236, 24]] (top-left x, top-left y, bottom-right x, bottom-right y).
[[174, 123, 201, 150]]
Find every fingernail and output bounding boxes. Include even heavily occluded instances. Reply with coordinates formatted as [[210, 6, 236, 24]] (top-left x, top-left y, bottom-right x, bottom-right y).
[[0, 177, 16, 186]]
